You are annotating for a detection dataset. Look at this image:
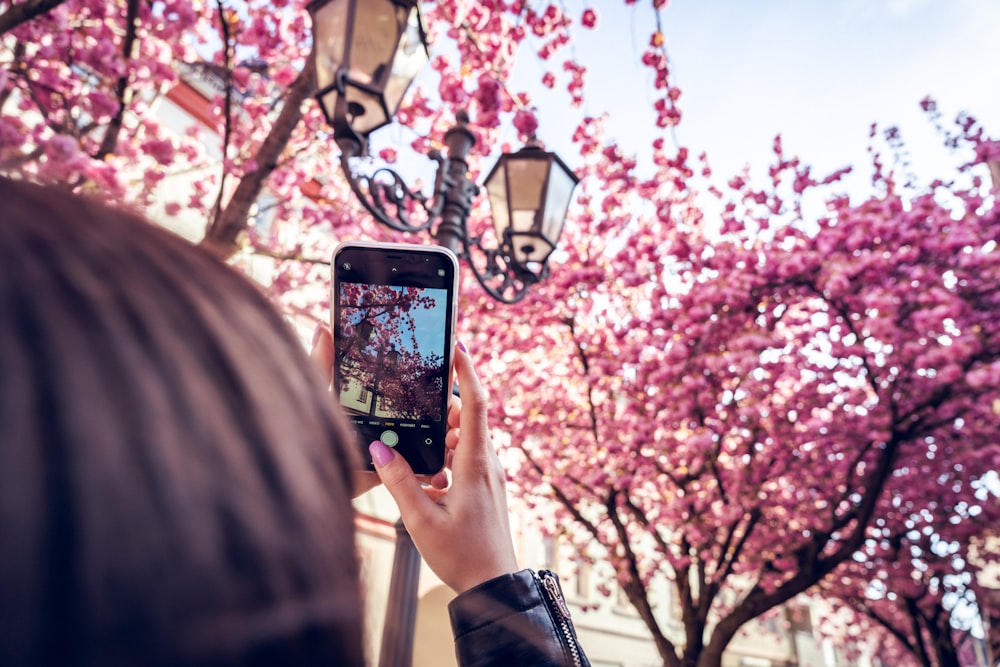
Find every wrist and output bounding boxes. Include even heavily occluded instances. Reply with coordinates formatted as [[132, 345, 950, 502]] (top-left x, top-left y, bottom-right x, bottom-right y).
[[454, 560, 519, 595]]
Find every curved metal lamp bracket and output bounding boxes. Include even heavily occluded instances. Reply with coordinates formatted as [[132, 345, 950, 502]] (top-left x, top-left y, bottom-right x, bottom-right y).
[[334, 120, 549, 304], [337, 136, 438, 234], [459, 234, 544, 304]]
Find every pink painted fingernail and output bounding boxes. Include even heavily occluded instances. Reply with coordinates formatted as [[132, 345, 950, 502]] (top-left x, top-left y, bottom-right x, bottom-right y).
[[369, 440, 395, 467], [457, 340, 468, 353]]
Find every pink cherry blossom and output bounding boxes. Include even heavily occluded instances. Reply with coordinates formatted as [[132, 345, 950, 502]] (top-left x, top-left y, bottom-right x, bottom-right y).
[[512, 109, 539, 139]]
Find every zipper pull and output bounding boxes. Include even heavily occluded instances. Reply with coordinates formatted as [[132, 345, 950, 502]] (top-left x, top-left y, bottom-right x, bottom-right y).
[[539, 569, 572, 620]]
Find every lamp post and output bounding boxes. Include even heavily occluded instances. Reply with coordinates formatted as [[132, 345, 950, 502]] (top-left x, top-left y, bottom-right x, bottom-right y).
[[308, 0, 579, 304], [306, 1, 579, 664]]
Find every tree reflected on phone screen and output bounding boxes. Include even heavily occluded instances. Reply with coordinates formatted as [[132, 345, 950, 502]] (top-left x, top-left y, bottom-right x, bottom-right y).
[[337, 283, 446, 421]]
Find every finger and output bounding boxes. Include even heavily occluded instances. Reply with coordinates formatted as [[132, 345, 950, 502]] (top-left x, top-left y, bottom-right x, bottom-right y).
[[429, 468, 450, 489], [309, 324, 334, 386], [434, 449, 455, 482], [445, 425, 460, 451], [447, 397, 462, 430], [450, 343, 494, 482], [369, 440, 437, 522], [422, 486, 448, 502], [445, 398, 462, 451]]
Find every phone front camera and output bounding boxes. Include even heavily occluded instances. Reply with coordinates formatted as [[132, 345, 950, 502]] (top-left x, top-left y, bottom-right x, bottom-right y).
[[342, 262, 352, 270]]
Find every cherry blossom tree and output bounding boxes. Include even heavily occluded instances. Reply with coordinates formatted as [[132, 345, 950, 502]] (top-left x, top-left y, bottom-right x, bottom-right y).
[[461, 108, 1000, 666], [0, 0, 351, 260], [803, 104, 1000, 667], [4, 3, 999, 667]]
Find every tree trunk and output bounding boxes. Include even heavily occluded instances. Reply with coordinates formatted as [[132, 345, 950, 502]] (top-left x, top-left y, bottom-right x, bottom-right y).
[[905, 598, 934, 667], [199, 53, 316, 260], [694, 640, 726, 667], [927, 613, 961, 667]]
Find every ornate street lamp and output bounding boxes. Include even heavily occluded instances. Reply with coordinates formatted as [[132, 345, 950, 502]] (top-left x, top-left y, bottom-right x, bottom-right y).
[[483, 141, 578, 281], [311, 0, 428, 141], [308, 0, 579, 303]]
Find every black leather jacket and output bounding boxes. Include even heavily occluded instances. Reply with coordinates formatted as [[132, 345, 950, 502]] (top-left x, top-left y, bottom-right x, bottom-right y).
[[448, 569, 591, 667]]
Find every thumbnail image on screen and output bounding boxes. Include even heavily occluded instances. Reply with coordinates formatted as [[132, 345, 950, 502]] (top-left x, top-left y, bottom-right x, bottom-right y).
[[336, 283, 447, 422]]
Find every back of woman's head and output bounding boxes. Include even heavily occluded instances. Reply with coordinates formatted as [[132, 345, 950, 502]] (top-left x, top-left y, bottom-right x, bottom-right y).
[[0, 177, 364, 666]]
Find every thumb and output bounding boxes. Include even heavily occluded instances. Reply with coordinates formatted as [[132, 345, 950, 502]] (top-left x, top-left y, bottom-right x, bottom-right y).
[[369, 441, 434, 515]]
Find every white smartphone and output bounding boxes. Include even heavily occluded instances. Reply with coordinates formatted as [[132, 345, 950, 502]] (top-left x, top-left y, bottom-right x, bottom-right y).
[[331, 241, 459, 474]]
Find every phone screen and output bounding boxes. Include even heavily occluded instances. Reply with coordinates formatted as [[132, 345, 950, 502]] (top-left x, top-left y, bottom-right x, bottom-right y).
[[332, 242, 458, 474]]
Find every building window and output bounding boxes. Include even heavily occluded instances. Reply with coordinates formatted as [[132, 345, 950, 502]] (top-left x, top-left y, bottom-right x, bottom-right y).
[[738, 658, 772, 667], [574, 561, 590, 600], [758, 614, 779, 634], [616, 581, 631, 609], [788, 604, 812, 634], [541, 535, 555, 568]]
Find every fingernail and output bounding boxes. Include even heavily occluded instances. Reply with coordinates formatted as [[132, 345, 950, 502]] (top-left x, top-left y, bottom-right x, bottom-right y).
[[369, 440, 395, 467], [457, 340, 468, 353], [312, 323, 324, 348]]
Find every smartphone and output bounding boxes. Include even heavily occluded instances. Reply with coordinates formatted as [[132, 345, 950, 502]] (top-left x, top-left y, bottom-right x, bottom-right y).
[[331, 241, 459, 474]]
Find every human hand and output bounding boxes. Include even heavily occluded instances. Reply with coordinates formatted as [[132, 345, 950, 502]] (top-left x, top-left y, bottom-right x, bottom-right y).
[[309, 324, 381, 498], [369, 342, 519, 594]]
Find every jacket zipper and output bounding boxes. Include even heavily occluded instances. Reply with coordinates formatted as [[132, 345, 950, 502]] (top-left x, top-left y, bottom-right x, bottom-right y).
[[538, 569, 583, 667]]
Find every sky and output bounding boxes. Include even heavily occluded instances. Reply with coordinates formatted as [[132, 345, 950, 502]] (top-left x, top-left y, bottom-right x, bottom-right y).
[[399, 285, 448, 362], [512, 0, 1000, 201], [343, 284, 447, 361]]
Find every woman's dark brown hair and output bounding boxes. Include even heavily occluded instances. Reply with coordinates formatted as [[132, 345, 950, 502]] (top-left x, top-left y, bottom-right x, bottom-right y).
[[0, 177, 364, 666]]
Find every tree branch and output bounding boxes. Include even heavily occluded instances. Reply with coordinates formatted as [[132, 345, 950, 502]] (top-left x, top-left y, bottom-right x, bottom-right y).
[[209, 0, 235, 222], [519, 445, 604, 544], [718, 508, 761, 584], [566, 314, 602, 444], [0, 40, 25, 111], [94, 0, 140, 160], [249, 246, 331, 265], [200, 49, 316, 260], [0, 0, 66, 35], [843, 596, 920, 664]]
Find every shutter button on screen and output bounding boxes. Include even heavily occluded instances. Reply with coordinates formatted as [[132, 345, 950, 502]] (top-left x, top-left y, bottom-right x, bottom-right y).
[[380, 430, 399, 448]]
